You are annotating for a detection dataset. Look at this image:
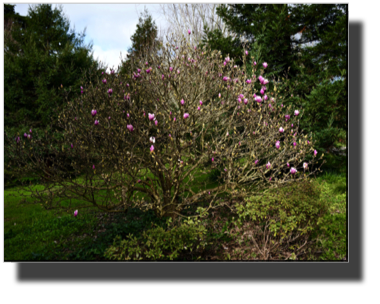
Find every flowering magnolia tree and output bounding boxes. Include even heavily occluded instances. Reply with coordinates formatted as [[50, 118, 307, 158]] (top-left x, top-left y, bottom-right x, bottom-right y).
[[5, 32, 323, 218]]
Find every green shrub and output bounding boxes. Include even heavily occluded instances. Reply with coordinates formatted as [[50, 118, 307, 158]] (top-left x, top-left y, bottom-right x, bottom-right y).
[[104, 214, 208, 260], [233, 180, 328, 260]]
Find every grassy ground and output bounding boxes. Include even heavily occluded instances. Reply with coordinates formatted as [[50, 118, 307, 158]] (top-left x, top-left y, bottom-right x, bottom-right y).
[[4, 165, 347, 261]]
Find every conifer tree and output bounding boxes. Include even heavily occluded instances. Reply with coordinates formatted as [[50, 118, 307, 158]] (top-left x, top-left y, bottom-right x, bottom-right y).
[[4, 4, 100, 132], [119, 7, 161, 75]]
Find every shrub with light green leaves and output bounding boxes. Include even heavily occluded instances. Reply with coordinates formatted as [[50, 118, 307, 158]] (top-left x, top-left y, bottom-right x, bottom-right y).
[[233, 180, 328, 260], [104, 213, 207, 260]]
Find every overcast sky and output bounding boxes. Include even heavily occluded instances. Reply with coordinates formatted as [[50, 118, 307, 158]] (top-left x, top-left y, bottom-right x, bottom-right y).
[[13, 3, 168, 71]]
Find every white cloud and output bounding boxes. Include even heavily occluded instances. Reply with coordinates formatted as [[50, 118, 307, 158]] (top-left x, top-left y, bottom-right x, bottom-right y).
[[92, 45, 128, 72], [13, 3, 166, 68]]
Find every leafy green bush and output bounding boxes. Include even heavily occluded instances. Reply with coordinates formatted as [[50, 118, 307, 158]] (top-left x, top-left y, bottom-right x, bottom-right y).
[[233, 180, 328, 260], [104, 215, 207, 260]]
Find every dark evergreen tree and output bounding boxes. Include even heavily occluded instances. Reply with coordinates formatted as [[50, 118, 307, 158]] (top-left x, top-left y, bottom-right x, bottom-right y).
[[119, 7, 161, 75], [4, 4, 101, 132]]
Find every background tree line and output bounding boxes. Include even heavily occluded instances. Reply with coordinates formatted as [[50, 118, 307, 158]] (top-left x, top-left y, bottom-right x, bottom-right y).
[[4, 3, 347, 173]]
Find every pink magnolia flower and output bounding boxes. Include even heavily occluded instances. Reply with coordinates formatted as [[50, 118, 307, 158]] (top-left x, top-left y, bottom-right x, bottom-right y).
[[174, 117, 176, 122], [285, 114, 290, 121], [291, 124, 294, 127], [126, 83, 129, 87], [169, 67, 173, 72], [75, 117, 77, 120], [225, 57, 230, 63], [255, 96, 263, 103], [91, 109, 97, 116], [254, 61, 257, 65], [245, 50, 248, 55], [199, 100, 203, 105], [94, 120, 99, 125], [263, 62, 268, 68], [137, 69, 141, 73], [275, 141, 280, 149], [16, 136, 20, 143], [161, 74, 165, 80], [102, 79, 107, 84], [281, 104, 284, 107], [293, 142, 297, 147], [188, 29, 191, 35], [294, 110, 300, 116], [307, 140, 310, 144], [266, 162, 271, 169], [237, 98, 242, 103], [146, 69, 150, 74], [246, 79, 252, 84], [244, 99, 248, 105], [198, 106, 201, 111], [127, 113, 130, 118], [279, 127, 284, 133], [263, 79, 269, 85], [183, 113, 189, 119], [314, 150, 318, 156], [287, 163, 290, 167], [303, 162, 308, 170], [127, 124, 133, 132], [224, 168, 227, 172], [148, 113, 155, 121], [169, 134, 171, 137], [181, 99, 185, 105], [155, 120, 158, 126], [74, 210, 78, 217], [255, 160, 259, 165], [219, 93, 221, 98], [27, 134, 31, 139], [212, 158, 214, 162], [223, 61, 227, 66], [290, 167, 297, 174], [92, 165, 95, 170], [150, 145, 154, 153], [264, 95, 268, 101], [253, 93, 256, 98], [71, 143, 73, 149], [107, 88, 113, 95], [260, 89, 265, 95]]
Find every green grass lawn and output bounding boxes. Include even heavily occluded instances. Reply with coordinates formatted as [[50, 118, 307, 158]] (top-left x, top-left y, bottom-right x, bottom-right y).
[[4, 164, 347, 261]]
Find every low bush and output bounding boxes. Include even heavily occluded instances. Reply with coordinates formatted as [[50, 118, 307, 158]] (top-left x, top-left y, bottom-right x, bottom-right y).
[[104, 212, 208, 261], [232, 180, 329, 260]]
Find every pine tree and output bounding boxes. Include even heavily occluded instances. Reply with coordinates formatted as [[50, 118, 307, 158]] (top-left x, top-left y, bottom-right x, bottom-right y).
[[4, 4, 100, 132], [119, 7, 161, 75]]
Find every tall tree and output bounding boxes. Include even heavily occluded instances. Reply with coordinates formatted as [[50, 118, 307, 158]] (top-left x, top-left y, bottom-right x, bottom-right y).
[[4, 4, 101, 132], [119, 7, 161, 75]]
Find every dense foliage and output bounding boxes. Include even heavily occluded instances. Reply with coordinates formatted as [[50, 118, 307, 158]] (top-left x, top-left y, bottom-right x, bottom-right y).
[[4, 4, 101, 132]]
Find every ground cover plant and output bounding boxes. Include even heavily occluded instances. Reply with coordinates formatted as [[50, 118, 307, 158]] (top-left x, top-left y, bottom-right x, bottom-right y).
[[4, 31, 346, 261], [4, 168, 346, 261]]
